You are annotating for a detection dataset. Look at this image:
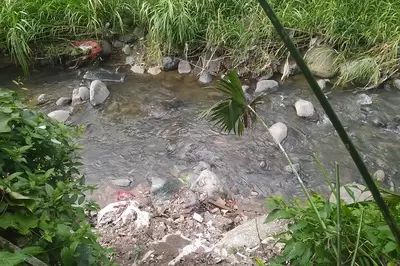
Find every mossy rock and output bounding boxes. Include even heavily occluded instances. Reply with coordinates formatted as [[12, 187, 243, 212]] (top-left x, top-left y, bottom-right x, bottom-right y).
[[304, 46, 338, 78]]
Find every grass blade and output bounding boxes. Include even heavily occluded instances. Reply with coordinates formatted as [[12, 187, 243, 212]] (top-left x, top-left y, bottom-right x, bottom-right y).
[[350, 209, 364, 266], [335, 162, 342, 266]]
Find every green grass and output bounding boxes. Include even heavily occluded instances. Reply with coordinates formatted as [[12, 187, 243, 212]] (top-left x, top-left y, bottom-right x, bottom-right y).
[[2, 0, 400, 86]]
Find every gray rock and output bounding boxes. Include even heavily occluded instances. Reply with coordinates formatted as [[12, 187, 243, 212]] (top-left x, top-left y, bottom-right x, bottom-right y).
[[122, 44, 131, 55], [78, 86, 90, 101], [37, 94, 48, 105], [117, 33, 135, 43], [199, 71, 213, 84], [147, 66, 162, 75], [329, 183, 372, 204], [242, 85, 250, 93], [90, 80, 110, 106], [125, 55, 135, 65], [305, 47, 338, 78], [215, 215, 288, 250], [162, 57, 180, 71], [284, 163, 301, 173], [294, 99, 315, 117], [112, 179, 132, 187], [393, 79, 400, 90], [178, 60, 191, 74], [71, 89, 82, 107], [131, 65, 145, 74], [112, 40, 124, 48], [373, 170, 385, 182], [258, 71, 274, 81], [191, 169, 225, 198], [48, 110, 70, 123], [255, 80, 279, 95], [193, 161, 211, 174], [357, 93, 372, 105], [259, 161, 266, 168], [269, 122, 288, 144], [317, 79, 327, 90], [56, 97, 71, 106]]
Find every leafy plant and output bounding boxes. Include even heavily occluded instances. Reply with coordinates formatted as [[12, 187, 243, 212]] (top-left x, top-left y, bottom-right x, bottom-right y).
[[0, 88, 115, 265]]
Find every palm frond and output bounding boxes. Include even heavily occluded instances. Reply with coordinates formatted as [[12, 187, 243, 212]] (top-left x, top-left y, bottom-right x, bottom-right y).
[[201, 71, 264, 136]]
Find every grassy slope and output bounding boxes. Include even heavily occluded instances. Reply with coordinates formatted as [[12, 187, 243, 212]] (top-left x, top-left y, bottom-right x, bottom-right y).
[[1, 0, 400, 86]]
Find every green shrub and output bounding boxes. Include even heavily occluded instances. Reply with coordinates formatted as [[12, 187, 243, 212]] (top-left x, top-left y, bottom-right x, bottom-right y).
[[0, 88, 114, 265], [265, 192, 400, 265]]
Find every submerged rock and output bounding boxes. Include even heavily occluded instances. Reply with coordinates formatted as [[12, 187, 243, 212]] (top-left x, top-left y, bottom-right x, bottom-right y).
[[357, 93, 372, 105], [162, 57, 180, 71], [48, 110, 70, 123], [269, 122, 288, 144], [37, 94, 49, 105], [90, 80, 109, 106], [56, 96, 71, 106], [199, 71, 213, 84], [178, 60, 192, 74], [255, 80, 279, 95], [305, 46, 338, 78], [373, 170, 385, 182], [294, 99, 315, 117]]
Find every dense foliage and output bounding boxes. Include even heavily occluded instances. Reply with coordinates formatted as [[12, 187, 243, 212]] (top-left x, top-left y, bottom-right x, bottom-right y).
[[266, 193, 400, 265], [2, 0, 400, 85], [0, 89, 114, 265]]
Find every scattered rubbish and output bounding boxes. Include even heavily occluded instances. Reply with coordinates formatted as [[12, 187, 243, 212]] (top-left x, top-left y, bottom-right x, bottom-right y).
[[83, 70, 126, 83]]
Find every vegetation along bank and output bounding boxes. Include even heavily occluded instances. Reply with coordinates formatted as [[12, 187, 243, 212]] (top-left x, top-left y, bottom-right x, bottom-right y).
[[2, 0, 400, 88]]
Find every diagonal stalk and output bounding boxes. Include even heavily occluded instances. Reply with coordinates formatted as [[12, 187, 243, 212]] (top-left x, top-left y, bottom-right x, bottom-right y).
[[350, 209, 364, 266], [256, 0, 400, 245], [247, 105, 327, 231], [335, 162, 342, 265]]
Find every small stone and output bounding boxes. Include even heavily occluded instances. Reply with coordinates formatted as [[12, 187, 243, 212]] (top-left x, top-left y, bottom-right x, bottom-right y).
[[250, 191, 259, 196], [242, 85, 250, 93], [193, 212, 203, 223], [294, 99, 315, 117], [147, 66, 162, 75], [37, 94, 48, 104], [131, 65, 145, 74], [122, 44, 131, 55], [269, 122, 288, 144], [162, 57, 180, 71], [317, 79, 327, 90], [112, 179, 132, 187], [259, 161, 266, 168], [255, 80, 279, 95], [125, 56, 135, 65], [199, 71, 213, 84], [56, 97, 71, 106], [284, 163, 301, 173], [210, 208, 219, 213], [178, 60, 192, 74], [90, 80, 109, 106], [259, 72, 274, 81], [78, 86, 90, 101], [112, 40, 124, 48], [393, 79, 400, 90], [71, 89, 82, 107], [48, 110, 70, 123], [373, 170, 385, 182]]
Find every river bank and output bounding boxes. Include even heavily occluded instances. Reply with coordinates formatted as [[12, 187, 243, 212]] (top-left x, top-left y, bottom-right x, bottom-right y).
[[2, 0, 400, 88]]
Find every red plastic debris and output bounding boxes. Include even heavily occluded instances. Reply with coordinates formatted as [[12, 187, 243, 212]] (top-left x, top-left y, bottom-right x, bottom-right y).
[[72, 41, 103, 58], [117, 190, 134, 201]]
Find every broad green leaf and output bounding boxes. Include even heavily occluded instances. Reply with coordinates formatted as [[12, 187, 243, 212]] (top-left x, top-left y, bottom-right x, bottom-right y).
[[6, 188, 30, 200], [382, 241, 397, 253], [21, 246, 45, 256], [299, 247, 313, 265], [61, 247, 74, 266], [0, 113, 12, 133], [45, 183, 54, 197], [344, 186, 355, 201], [284, 241, 307, 260], [0, 251, 27, 266], [57, 224, 71, 237], [265, 209, 292, 223]]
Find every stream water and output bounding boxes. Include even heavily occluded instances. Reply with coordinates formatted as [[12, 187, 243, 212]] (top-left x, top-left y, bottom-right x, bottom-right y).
[[1, 64, 400, 199]]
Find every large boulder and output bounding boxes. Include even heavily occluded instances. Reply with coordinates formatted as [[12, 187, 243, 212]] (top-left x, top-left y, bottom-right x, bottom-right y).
[[269, 122, 288, 144], [255, 80, 279, 95], [214, 214, 288, 250], [294, 99, 315, 117], [178, 60, 192, 74], [90, 80, 110, 106], [304, 47, 338, 78], [191, 169, 226, 198], [48, 110, 70, 123], [162, 57, 180, 71]]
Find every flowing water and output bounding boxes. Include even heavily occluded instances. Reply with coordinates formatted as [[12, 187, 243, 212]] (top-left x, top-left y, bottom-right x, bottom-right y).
[[1, 64, 400, 199]]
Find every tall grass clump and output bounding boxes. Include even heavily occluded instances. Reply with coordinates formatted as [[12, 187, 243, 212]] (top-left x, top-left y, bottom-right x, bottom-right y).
[[0, 0, 132, 74]]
